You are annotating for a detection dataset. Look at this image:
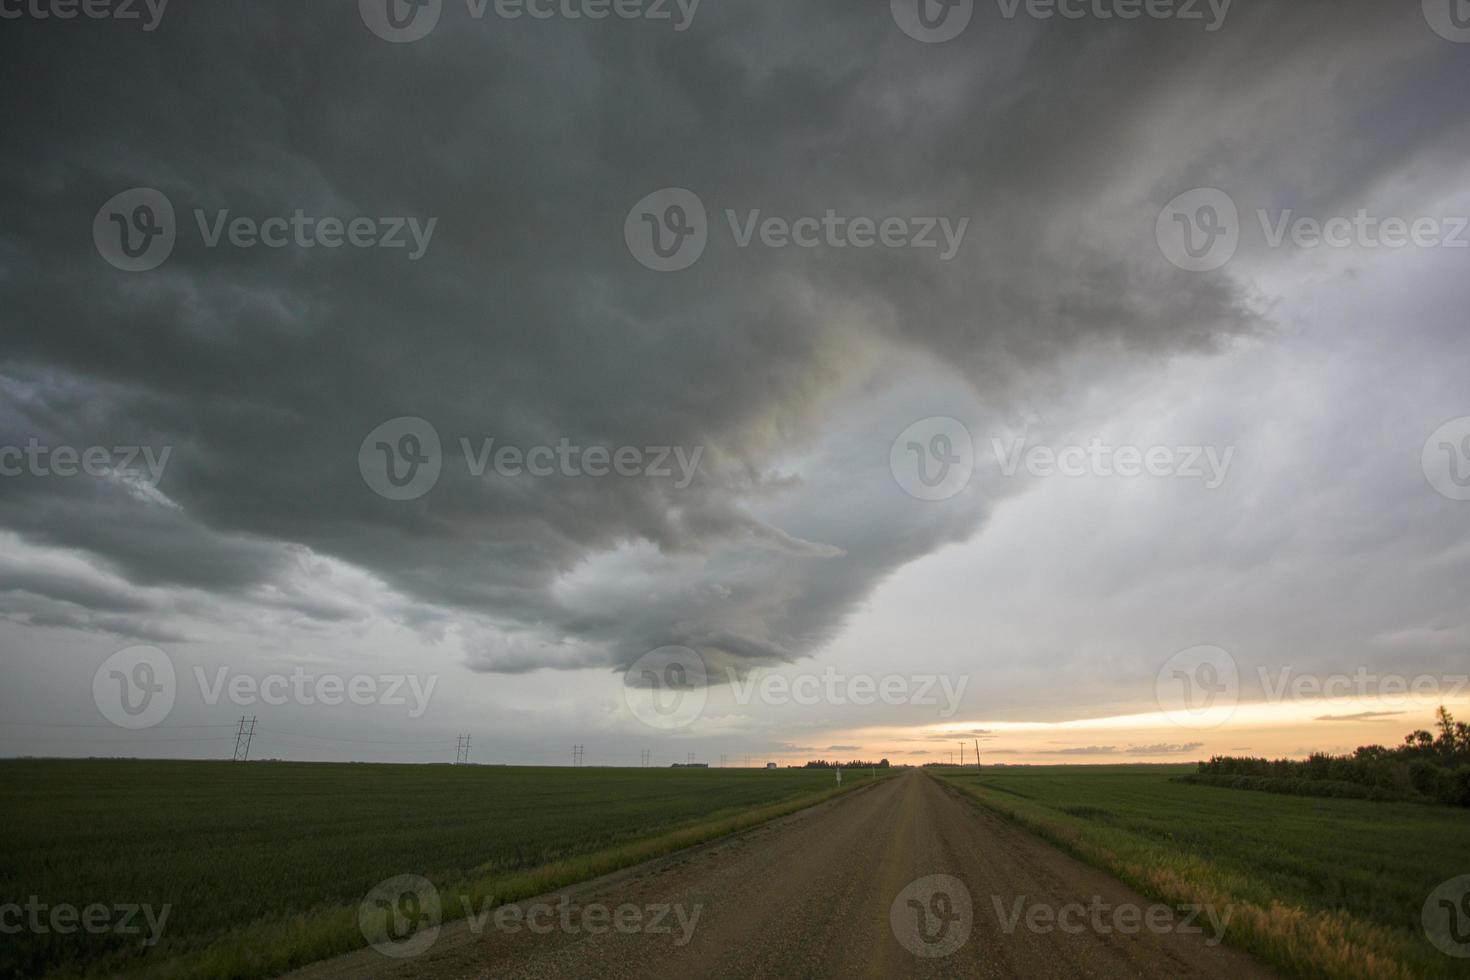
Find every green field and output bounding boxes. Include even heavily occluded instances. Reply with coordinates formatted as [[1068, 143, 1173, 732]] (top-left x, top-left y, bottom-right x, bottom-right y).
[[935, 765, 1470, 980], [0, 760, 879, 979]]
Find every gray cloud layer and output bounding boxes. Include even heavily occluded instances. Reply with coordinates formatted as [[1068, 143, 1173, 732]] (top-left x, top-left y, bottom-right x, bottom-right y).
[[0, 1, 1465, 677]]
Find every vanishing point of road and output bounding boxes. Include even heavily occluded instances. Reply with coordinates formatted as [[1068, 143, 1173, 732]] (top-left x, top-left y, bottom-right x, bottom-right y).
[[291, 770, 1277, 980]]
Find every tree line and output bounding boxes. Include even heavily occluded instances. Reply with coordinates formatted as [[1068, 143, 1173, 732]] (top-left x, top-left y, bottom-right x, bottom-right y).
[[1183, 707, 1470, 806]]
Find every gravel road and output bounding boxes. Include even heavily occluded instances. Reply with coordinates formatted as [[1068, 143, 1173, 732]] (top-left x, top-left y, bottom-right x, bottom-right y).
[[288, 770, 1277, 979]]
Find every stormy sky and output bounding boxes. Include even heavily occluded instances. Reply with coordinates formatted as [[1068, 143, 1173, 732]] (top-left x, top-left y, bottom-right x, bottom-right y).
[[1, 0, 1468, 764]]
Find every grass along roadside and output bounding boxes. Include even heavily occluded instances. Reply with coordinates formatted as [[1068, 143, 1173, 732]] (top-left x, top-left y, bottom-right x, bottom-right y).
[[933, 767, 1467, 980], [39, 768, 889, 979]]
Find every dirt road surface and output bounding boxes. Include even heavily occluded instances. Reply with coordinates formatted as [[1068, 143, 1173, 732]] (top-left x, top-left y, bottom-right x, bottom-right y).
[[290, 770, 1276, 979]]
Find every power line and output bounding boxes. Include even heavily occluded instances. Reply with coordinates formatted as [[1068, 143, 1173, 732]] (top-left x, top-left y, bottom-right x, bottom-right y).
[[246, 738, 457, 757], [0, 720, 237, 730], [0, 733, 237, 743], [263, 728, 454, 745]]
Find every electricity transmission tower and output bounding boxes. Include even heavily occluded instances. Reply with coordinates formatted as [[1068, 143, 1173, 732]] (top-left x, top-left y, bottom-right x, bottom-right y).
[[640, 749, 650, 767], [572, 745, 584, 767], [232, 716, 256, 762], [455, 734, 471, 765]]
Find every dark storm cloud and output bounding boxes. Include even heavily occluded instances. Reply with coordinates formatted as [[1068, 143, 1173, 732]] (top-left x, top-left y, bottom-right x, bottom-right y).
[[0, 1, 1458, 671]]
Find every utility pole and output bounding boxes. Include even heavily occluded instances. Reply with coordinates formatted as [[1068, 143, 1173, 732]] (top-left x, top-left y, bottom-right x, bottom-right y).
[[455, 734, 471, 765], [233, 716, 255, 762], [974, 738, 981, 769], [959, 741, 964, 768]]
